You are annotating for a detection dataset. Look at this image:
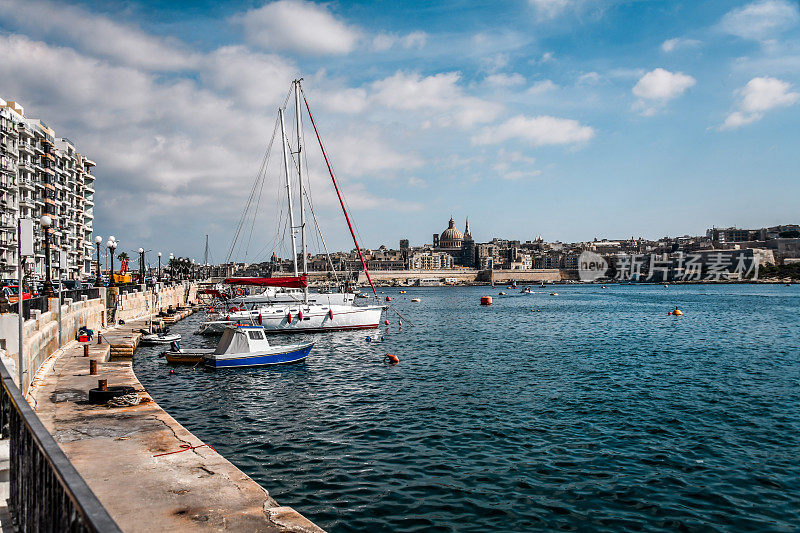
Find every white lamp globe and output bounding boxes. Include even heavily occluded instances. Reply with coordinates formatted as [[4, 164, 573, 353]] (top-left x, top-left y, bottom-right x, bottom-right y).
[[94, 236, 102, 244]]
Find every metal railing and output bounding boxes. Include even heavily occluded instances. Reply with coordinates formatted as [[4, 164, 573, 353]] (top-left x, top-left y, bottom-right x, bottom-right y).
[[0, 358, 122, 532], [21, 296, 49, 320]]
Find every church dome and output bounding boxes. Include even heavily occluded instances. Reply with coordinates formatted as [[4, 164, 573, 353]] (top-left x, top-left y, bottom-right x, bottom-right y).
[[439, 217, 463, 249]]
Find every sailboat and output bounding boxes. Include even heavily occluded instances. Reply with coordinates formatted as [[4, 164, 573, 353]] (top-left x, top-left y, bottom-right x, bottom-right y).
[[198, 79, 384, 335]]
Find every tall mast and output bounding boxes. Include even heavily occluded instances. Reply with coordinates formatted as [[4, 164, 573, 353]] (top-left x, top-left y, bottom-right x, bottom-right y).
[[294, 79, 308, 303], [279, 108, 299, 277]]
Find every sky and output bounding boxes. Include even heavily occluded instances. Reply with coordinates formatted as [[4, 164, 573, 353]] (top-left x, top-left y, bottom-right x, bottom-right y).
[[1, 0, 799, 263]]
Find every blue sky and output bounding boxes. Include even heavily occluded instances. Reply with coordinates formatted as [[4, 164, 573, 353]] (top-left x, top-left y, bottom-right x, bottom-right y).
[[1, 0, 799, 263]]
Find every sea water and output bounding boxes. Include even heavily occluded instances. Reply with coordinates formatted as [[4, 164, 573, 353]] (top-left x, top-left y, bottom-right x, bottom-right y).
[[134, 284, 800, 532]]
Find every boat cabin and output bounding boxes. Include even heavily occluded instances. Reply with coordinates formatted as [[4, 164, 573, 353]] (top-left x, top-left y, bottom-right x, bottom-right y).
[[215, 325, 272, 354]]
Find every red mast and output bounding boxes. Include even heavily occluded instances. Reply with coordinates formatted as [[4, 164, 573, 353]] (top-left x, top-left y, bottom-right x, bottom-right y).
[[302, 94, 378, 298]]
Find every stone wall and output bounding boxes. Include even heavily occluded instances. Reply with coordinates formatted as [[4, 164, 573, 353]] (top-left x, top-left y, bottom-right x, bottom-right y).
[[0, 282, 199, 393], [115, 283, 195, 323], [0, 294, 105, 392]]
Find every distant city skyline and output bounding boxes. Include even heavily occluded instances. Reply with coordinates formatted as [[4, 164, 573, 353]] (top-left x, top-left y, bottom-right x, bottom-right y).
[[1, 0, 799, 261]]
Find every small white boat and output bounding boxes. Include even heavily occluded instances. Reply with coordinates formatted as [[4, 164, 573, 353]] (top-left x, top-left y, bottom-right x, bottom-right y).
[[411, 298, 421, 302], [140, 331, 182, 345], [203, 325, 313, 368], [521, 287, 533, 294]]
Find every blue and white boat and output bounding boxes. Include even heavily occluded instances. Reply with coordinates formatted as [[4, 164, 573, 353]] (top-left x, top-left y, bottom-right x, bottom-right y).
[[163, 325, 313, 368]]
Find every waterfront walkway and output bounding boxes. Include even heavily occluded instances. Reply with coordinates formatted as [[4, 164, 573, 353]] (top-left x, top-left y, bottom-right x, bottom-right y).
[[27, 316, 323, 532]]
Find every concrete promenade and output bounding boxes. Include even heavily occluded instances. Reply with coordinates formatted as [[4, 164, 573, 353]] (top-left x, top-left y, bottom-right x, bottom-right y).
[[27, 315, 324, 532]]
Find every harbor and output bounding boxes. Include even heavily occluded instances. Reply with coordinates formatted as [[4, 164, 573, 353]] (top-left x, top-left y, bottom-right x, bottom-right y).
[[1, 0, 800, 530]]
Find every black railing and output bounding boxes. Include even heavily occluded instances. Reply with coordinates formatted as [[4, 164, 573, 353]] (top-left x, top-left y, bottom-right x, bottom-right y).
[[21, 296, 49, 320], [59, 288, 101, 303], [0, 359, 121, 532]]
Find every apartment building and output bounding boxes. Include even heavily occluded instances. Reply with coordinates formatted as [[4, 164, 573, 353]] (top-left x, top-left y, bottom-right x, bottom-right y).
[[0, 97, 96, 281]]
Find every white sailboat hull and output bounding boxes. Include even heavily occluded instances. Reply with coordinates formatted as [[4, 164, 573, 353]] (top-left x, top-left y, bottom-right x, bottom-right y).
[[198, 304, 384, 335]]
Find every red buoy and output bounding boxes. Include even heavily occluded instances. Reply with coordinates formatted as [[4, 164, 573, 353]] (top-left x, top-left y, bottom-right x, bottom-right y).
[[384, 354, 399, 365], [480, 296, 493, 306], [384, 319, 389, 325], [385, 296, 392, 302]]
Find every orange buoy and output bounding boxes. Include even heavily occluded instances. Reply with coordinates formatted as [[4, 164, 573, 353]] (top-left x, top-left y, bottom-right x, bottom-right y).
[[481, 296, 493, 306], [385, 296, 392, 302], [384, 354, 399, 365]]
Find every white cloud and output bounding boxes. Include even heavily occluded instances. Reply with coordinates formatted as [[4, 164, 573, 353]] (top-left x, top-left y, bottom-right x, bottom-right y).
[[402, 31, 428, 49], [234, 0, 361, 56], [720, 76, 800, 129], [0, 0, 198, 71], [632, 68, 696, 115], [529, 0, 572, 19], [719, 0, 800, 41], [472, 115, 595, 147], [371, 31, 428, 51], [407, 177, 427, 188], [316, 87, 369, 114], [201, 46, 297, 108], [370, 71, 503, 127], [493, 149, 540, 180], [577, 71, 602, 85], [322, 126, 424, 177], [484, 73, 526, 87], [527, 79, 559, 94], [661, 37, 701, 53]]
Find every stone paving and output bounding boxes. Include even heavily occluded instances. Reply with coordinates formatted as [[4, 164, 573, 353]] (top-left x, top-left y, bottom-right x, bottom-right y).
[[28, 314, 324, 532]]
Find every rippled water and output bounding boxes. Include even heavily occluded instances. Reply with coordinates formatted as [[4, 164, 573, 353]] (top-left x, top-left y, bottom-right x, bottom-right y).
[[134, 284, 800, 532]]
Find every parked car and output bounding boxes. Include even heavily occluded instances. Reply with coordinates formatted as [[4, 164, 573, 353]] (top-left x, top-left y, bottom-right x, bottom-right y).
[[2, 285, 31, 303]]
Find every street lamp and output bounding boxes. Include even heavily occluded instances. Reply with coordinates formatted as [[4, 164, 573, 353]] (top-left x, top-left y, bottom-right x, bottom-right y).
[[40, 215, 55, 297], [157, 252, 162, 283], [94, 236, 102, 287], [138, 247, 145, 285], [169, 253, 174, 282], [107, 239, 118, 287], [191, 259, 196, 280]]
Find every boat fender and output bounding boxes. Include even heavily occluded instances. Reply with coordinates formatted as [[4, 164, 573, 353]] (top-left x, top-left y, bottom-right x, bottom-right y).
[[365, 336, 371, 343], [287, 312, 292, 322], [329, 309, 334, 319], [384, 354, 399, 365], [398, 320, 402, 326], [298, 310, 303, 321], [225, 315, 230, 322], [258, 314, 263, 324]]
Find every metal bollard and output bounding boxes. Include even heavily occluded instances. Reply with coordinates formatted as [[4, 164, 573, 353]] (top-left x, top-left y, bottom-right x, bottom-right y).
[[97, 332, 102, 345], [89, 359, 97, 375], [98, 379, 107, 391], [84, 344, 89, 357]]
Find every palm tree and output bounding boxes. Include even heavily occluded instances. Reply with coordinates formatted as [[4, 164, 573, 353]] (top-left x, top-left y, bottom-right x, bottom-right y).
[[117, 252, 129, 261]]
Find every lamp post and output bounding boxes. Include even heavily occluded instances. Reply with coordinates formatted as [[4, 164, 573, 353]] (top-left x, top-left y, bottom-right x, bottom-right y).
[[40, 215, 55, 297], [138, 247, 145, 285], [94, 236, 102, 286], [191, 259, 195, 281], [157, 252, 162, 283], [169, 253, 174, 282], [107, 239, 117, 287]]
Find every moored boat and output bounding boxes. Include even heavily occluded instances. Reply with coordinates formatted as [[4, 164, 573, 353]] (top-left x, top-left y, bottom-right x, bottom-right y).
[[203, 326, 313, 368]]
